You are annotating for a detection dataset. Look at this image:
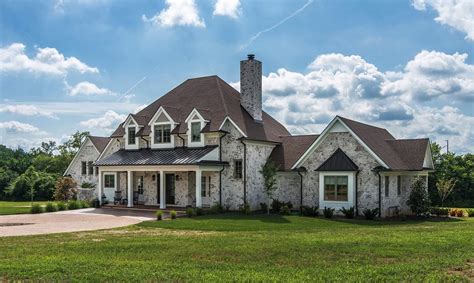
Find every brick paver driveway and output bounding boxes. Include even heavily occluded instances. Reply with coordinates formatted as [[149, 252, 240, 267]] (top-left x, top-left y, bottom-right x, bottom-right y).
[[0, 208, 155, 237]]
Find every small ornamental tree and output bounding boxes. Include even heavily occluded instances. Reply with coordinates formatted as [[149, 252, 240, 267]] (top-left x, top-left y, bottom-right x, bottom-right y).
[[436, 178, 456, 207], [407, 177, 431, 216], [54, 176, 77, 201], [259, 160, 279, 215]]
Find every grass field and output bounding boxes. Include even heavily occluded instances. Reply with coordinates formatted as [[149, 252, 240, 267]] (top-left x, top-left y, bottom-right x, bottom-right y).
[[0, 201, 48, 215], [0, 214, 473, 281]]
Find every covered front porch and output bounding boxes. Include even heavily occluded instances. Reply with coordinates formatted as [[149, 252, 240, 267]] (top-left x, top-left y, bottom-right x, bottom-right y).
[[97, 165, 223, 209]]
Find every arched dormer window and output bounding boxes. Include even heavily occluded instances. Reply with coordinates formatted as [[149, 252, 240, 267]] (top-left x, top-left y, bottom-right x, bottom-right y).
[[185, 108, 208, 148], [149, 106, 177, 149]]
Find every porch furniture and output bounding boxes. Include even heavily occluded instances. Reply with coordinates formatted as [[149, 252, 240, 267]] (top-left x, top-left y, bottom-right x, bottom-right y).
[[133, 191, 139, 205], [114, 191, 122, 205]]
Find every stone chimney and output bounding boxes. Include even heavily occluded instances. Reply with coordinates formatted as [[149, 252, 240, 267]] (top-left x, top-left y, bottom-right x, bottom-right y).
[[240, 54, 262, 121]]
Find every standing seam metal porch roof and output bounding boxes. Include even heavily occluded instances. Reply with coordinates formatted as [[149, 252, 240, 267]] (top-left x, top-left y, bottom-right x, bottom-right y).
[[94, 146, 220, 166]]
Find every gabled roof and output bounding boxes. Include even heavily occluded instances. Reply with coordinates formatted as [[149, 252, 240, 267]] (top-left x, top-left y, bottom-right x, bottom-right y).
[[89, 136, 111, 154], [385, 139, 431, 170], [94, 145, 222, 166], [315, 148, 359, 171], [269, 135, 319, 171], [111, 75, 290, 142]]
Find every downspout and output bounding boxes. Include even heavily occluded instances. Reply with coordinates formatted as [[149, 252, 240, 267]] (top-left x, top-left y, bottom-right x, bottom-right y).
[[355, 170, 360, 216], [240, 139, 247, 205], [140, 136, 149, 148], [297, 170, 304, 210], [377, 171, 382, 218], [177, 133, 185, 148], [218, 131, 228, 206]]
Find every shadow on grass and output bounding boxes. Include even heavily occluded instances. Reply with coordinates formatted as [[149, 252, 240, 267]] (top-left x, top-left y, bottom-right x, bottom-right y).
[[189, 212, 292, 223], [323, 215, 464, 226]]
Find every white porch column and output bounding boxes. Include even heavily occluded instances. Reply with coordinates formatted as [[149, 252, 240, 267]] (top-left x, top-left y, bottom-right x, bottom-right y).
[[159, 170, 165, 209], [196, 169, 202, 208], [127, 171, 133, 207], [98, 168, 103, 205]]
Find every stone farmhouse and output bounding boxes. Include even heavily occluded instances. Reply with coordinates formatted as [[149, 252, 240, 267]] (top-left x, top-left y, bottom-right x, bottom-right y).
[[65, 55, 434, 217]]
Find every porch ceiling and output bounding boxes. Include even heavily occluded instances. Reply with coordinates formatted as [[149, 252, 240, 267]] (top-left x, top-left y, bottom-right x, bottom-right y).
[[94, 145, 221, 166]]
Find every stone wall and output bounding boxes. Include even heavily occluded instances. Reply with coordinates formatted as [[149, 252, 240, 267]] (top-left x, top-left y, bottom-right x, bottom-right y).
[[66, 138, 100, 194], [274, 172, 302, 209], [101, 138, 121, 158]]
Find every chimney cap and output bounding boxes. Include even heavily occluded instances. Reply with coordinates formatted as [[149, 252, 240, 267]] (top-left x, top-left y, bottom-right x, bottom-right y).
[[247, 54, 255, 60]]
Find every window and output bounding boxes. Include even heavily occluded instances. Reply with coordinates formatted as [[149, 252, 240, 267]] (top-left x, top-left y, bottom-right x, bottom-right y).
[[128, 127, 136, 145], [154, 124, 171, 144], [324, 176, 348, 201], [397, 175, 401, 196], [104, 174, 115, 188], [81, 161, 87, 175], [234, 160, 243, 179], [87, 161, 94, 175], [201, 176, 206, 197], [95, 167, 99, 176], [137, 176, 144, 195], [385, 176, 390, 197], [191, 122, 201, 142]]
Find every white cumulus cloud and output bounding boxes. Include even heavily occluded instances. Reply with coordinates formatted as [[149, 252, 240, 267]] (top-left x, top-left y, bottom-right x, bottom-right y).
[[0, 121, 40, 133], [142, 0, 205, 28], [213, 0, 241, 19], [79, 110, 126, 133], [66, 81, 117, 96], [0, 104, 57, 118], [0, 43, 99, 75], [412, 0, 474, 41]]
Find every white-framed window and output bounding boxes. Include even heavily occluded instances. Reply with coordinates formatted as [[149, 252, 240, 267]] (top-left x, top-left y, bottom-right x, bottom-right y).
[[104, 173, 116, 189], [87, 161, 94, 176], [154, 124, 171, 144], [186, 109, 206, 147], [149, 107, 176, 149], [201, 176, 206, 197], [128, 126, 136, 145], [191, 122, 201, 142], [324, 176, 348, 201], [319, 171, 355, 210]]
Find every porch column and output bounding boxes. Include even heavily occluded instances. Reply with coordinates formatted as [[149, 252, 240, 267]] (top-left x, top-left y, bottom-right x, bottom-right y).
[[159, 170, 165, 209], [127, 170, 133, 207], [196, 169, 202, 208], [98, 168, 103, 205]]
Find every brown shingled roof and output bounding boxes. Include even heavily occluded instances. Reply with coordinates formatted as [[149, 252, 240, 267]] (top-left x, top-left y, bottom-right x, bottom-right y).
[[89, 136, 111, 154], [269, 135, 319, 171], [111, 75, 290, 142]]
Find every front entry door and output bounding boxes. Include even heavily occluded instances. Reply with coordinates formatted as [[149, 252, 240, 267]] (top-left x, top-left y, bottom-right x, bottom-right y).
[[165, 174, 175, 204]]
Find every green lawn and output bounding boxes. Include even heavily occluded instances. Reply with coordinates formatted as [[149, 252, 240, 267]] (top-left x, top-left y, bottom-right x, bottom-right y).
[[1, 214, 473, 281], [0, 201, 48, 215]]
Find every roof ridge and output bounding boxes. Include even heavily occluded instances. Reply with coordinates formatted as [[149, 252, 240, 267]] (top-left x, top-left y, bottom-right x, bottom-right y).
[[280, 134, 319, 137], [215, 76, 229, 116], [187, 75, 219, 80], [386, 138, 429, 141], [337, 115, 388, 131]]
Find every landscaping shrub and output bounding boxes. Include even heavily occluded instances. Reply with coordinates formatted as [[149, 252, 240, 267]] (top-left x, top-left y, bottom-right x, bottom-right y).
[[195, 207, 204, 216], [456, 209, 466, 217], [260, 202, 268, 212], [239, 203, 250, 215], [54, 177, 77, 201], [80, 182, 95, 189], [271, 199, 283, 213], [67, 200, 82, 210], [467, 209, 474, 217], [30, 204, 44, 214], [280, 205, 290, 215], [363, 208, 379, 220], [186, 207, 194, 217], [449, 208, 458, 217], [407, 177, 431, 216], [340, 206, 355, 219], [209, 203, 223, 214], [57, 202, 67, 211], [301, 206, 319, 217], [170, 210, 177, 220], [45, 202, 58, 212], [285, 201, 293, 210], [80, 200, 90, 208], [323, 207, 334, 218], [430, 207, 449, 217], [155, 210, 163, 221]]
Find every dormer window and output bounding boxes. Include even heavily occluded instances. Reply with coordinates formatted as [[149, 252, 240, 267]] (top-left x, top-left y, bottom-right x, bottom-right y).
[[191, 122, 201, 142], [128, 127, 136, 145], [154, 124, 171, 144]]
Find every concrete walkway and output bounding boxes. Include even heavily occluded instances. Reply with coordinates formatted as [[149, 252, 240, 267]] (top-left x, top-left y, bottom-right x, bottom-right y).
[[0, 208, 156, 237]]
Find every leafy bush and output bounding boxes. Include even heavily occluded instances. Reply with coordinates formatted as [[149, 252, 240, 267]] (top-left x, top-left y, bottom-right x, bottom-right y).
[[280, 205, 290, 215], [5, 167, 56, 201], [271, 199, 283, 213], [80, 182, 95, 188], [67, 200, 82, 210], [195, 207, 204, 216], [80, 200, 90, 208], [456, 209, 466, 217], [323, 207, 335, 218], [155, 210, 163, 221], [30, 204, 44, 214], [170, 210, 177, 220], [448, 208, 458, 217], [209, 203, 223, 214], [239, 203, 251, 215], [260, 202, 268, 212], [45, 202, 58, 212], [407, 177, 431, 215], [285, 201, 293, 210], [467, 209, 474, 217], [186, 207, 194, 217], [430, 207, 449, 216], [54, 177, 77, 201], [301, 206, 319, 217], [363, 208, 379, 220], [340, 206, 355, 219], [57, 202, 67, 211]]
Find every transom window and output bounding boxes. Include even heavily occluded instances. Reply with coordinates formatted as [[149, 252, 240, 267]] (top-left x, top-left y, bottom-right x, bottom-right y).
[[324, 176, 348, 201], [104, 174, 115, 188], [128, 127, 136, 145], [191, 122, 201, 142], [154, 124, 171, 144]]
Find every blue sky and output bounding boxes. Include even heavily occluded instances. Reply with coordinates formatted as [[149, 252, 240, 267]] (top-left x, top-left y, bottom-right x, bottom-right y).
[[0, 0, 473, 153]]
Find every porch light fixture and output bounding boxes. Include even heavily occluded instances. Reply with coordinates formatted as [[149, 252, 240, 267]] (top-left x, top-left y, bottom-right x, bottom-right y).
[[152, 174, 156, 181], [175, 175, 180, 181]]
